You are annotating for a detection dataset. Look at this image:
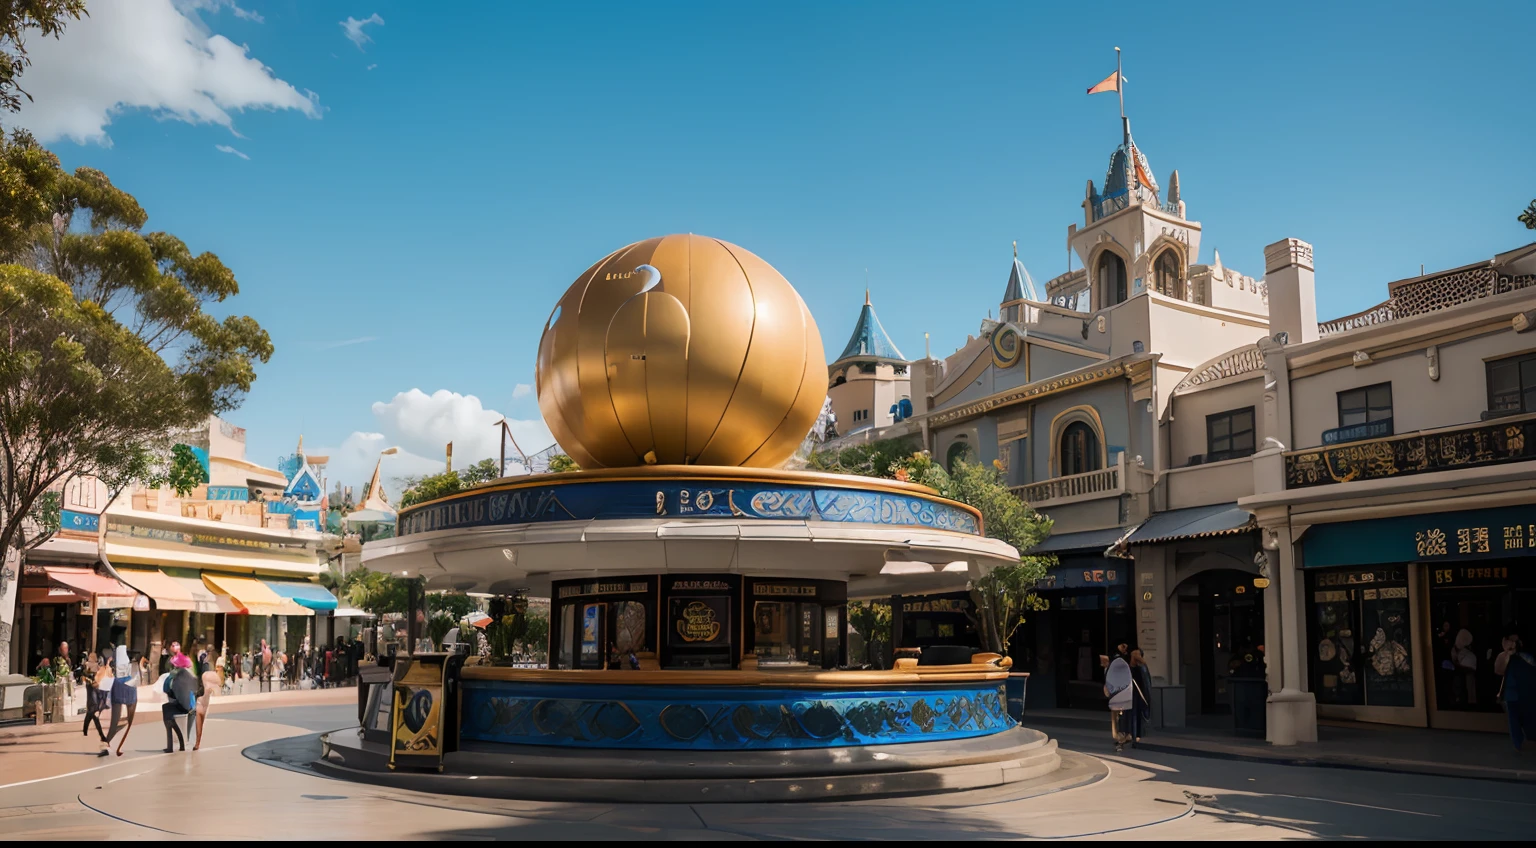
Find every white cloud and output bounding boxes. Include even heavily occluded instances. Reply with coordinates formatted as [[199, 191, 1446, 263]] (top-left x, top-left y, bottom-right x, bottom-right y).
[[315, 389, 555, 496], [366, 64, 378, 71], [340, 14, 384, 50], [214, 143, 248, 159], [175, 0, 264, 23], [13, 0, 318, 146], [318, 336, 376, 350], [511, 383, 532, 400]]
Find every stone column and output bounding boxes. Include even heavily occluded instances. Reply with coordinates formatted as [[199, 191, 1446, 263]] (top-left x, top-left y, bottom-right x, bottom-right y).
[[1256, 513, 1317, 745]]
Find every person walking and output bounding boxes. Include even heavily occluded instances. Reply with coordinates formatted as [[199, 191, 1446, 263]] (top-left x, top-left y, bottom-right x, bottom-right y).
[[1129, 648, 1153, 745], [80, 652, 110, 753], [193, 651, 221, 750], [161, 653, 196, 753], [1495, 629, 1536, 752], [256, 645, 274, 693], [1103, 649, 1134, 752], [105, 645, 139, 757]]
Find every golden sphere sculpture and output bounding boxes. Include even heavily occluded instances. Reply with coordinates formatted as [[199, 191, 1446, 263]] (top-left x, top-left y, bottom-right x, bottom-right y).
[[536, 234, 827, 469]]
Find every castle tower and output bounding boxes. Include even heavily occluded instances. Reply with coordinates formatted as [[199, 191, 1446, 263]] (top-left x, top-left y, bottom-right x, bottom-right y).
[[999, 241, 1039, 323], [826, 291, 911, 433], [1069, 119, 1202, 309]]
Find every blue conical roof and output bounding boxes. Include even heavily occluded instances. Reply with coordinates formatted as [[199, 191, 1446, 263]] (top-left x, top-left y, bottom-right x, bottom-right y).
[[1003, 256, 1038, 303], [835, 294, 905, 363]]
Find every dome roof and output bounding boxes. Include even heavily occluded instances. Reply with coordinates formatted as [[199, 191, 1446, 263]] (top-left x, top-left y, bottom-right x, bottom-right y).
[[536, 234, 826, 469]]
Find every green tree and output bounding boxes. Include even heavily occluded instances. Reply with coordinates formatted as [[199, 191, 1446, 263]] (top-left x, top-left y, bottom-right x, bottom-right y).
[[546, 453, 579, 473], [162, 443, 208, 497], [396, 470, 462, 509], [428, 591, 477, 621], [846, 600, 892, 665], [0, 0, 86, 113], [457, 458, 500, 486], [812, 440, 1055, 656], [1521, 200, 1536, 230], [345, 569, 411, 616], [0, 132, 271, 671]]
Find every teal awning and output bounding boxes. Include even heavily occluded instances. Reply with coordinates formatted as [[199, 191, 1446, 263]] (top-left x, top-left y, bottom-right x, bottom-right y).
[[261, 579, 339, 611], [1301, 505, 1536, 568]]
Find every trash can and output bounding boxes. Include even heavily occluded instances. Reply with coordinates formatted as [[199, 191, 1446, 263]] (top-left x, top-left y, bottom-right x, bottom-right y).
[[1229, 676, 1267, 738]]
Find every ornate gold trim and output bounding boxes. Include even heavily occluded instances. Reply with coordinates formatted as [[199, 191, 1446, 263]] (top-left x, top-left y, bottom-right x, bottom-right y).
[[928, 361, 1128, 427]]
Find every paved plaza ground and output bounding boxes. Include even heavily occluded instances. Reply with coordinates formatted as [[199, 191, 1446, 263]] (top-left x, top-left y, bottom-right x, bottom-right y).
[[1, 689, 1532, 840]]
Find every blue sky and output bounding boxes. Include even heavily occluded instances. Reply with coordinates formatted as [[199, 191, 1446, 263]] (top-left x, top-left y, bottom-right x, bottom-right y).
[[18, 0, 1536, 490]]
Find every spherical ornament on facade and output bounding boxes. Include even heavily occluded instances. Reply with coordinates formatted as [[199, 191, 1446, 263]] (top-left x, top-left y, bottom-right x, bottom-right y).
[[536, 234, 827, 469]]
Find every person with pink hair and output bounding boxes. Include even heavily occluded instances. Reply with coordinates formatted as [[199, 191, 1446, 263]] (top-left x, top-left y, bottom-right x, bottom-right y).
[[161, 652, 196, 753]]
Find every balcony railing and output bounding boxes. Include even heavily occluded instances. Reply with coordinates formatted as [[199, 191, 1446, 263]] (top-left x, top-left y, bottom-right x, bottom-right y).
[[1283, 412, 1536, 489], [1012, 454, 1126, 507]]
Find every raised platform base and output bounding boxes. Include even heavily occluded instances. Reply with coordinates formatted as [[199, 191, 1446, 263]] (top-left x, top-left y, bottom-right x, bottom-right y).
[[315, 726, 1063, 803]]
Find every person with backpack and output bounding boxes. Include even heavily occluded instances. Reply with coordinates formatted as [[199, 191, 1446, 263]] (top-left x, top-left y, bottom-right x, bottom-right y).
[[1103, 648, 1134, 752], [161, 653, 196, 753]]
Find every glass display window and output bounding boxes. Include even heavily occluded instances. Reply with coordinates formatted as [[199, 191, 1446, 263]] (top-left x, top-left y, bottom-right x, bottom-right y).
[[1306, 566, 1413, 708]]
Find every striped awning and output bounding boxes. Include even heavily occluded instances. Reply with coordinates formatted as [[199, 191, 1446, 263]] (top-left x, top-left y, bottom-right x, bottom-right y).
[[261, 579, 339, 612], [202, 573, 312, 617]]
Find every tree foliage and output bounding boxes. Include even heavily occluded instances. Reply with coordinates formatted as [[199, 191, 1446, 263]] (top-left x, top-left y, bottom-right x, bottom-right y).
[[0, 0, 86, 113], [396, 457, 501, 509], [546, 453, 579, 473], [810, 439, 1055, 655], [1521, 200, 1536, 231], [162, 443, 208, 497], [0, 130, 271, 588]]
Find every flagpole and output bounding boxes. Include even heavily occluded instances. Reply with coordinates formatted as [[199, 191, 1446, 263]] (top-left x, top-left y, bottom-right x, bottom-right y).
[[1116, 46, 1129, 147]]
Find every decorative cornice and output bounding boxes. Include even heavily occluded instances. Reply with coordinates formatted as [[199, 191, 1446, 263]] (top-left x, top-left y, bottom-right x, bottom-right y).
[[928, 361, 1129, 427], [1172, 344, 1265, 394]]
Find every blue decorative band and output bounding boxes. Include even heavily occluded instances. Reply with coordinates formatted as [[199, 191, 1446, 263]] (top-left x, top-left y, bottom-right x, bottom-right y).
[[460, 680, 1013, 751], [398, 479, 980, 538]]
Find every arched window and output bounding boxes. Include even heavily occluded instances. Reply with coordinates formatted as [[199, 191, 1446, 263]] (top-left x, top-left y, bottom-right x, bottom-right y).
[[1059, 422, 1101, 476], [945, 440, 972, 472], [1154, 250, 1181, 298], [1097, 252, 1127, 306]]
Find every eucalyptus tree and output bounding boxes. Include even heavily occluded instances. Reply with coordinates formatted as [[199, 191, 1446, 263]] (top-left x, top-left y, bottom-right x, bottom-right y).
[[0, 130, 271, 671]]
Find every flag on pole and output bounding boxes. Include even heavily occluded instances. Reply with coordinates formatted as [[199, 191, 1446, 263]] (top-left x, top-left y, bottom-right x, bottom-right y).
[[1087, 70, 1121, 95]]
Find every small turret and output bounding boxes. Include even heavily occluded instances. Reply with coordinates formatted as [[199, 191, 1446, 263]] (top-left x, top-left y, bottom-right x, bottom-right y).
[[1168, 170, 1181, 206]]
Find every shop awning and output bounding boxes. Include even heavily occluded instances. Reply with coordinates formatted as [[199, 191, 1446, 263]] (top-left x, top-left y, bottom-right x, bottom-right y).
[[262, 579, 339, 612], [161, 568, 242, 614], [202, 573, 312, 617], [1125, 503, 1255, 546], [1023, 525, 1137, 556], [332, 607, 374, 618], [43, 566, 138, 609], [116, 567, 199, 611]]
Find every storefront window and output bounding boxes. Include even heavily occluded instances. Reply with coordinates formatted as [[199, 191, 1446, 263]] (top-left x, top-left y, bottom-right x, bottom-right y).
[[752, 601, 827, 666], [1307, 566, 1413, 707], [1428, 561, 1536, 712]]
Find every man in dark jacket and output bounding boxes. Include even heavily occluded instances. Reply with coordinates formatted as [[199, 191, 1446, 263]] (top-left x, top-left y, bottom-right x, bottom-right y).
[[162, 660, 197, 753]]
